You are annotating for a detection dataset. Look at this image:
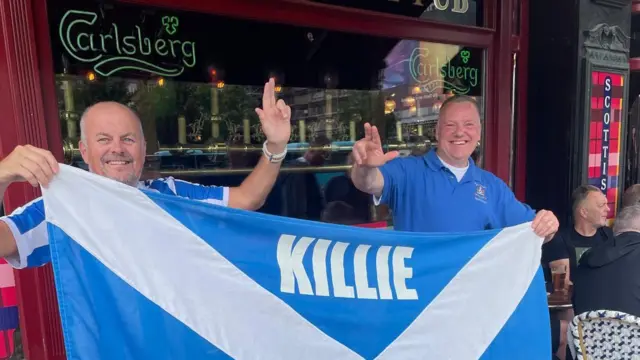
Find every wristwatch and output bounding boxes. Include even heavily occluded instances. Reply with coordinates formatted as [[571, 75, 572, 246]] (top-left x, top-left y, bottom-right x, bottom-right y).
[[262, 141, 287, 163]]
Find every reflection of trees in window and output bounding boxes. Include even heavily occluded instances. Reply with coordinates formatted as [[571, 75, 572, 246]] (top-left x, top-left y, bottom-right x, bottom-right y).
[[56, 76, 398, 148], [56, 77, 134, 111], [337, 91, 374, 141], [218, 85, 261, 143], [56, 77, 433, 165], [57, 78, 266, 151], [133, 82, 211, 147]]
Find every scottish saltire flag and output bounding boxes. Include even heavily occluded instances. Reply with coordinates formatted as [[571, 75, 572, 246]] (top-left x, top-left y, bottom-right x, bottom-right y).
[[42, 165, 550, 360]]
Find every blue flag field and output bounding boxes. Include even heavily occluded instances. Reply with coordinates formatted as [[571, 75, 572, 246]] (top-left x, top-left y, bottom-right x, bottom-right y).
[[41, 165, 550, 360]]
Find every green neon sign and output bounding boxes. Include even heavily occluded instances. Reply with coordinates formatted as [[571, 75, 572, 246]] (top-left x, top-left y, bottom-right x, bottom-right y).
[[408, 48, 478, 95], [59, 10, 196, 77]]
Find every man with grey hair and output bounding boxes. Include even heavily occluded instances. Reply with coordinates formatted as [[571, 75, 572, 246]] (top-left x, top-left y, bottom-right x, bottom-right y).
[[542, 184, 613, 286], [621, 184, 640, 209], [613, 204, 640, 234], [572, 204, 640, 316]]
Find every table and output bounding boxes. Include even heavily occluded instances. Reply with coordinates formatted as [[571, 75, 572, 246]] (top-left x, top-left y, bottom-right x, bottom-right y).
[[548, 291, 572, 310]]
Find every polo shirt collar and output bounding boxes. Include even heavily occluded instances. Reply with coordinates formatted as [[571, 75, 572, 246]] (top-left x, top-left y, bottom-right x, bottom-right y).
[[423, 148, 482, 182]]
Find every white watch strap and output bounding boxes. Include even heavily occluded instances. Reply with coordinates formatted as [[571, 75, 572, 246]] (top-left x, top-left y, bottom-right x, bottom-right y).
[[262, 141, 287, 163]]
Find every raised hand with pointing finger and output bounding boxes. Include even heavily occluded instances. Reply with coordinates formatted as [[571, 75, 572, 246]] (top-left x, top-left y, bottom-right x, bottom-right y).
[[349, 123, 398, 197], [352, 123, 398, 167], [255, 78, 291, 155]]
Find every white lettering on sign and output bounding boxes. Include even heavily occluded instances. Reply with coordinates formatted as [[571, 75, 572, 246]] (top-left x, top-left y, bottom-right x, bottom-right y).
[[388, 0, 469, 14], [599, 76, 613, 192], [276, 234, 418, 300], [58, 10, 196, 78]]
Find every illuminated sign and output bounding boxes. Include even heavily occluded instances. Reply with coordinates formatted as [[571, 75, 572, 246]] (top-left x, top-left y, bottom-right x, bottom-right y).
[[58, 10, 196, 77], [409, 48, 479, 95], [586, 71, 625, 222], [388, 0, 470, 14], [599, 76, 613, 191]]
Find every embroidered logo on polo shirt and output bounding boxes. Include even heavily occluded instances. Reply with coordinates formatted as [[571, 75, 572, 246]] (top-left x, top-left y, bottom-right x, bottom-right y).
[[474, 183, 487, 203]]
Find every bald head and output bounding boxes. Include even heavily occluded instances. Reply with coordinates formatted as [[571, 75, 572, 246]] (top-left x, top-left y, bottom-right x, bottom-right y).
[[78, 101, 147, 186], [80, 102, 144, 143]]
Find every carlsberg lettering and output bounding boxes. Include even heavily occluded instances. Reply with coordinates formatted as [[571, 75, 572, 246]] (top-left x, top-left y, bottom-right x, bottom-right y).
[[276, 234, 419, 300], [409, 48, 478, 95], [59, 10, 196, 77]]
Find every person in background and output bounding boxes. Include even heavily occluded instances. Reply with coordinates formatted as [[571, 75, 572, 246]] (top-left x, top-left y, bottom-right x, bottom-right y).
[[278, 135, 331, 220], [621, 183, 640, 208], [320, 201, 365, 226], [0, 78, 291, 269], [348, 95, 559, 239], [573, 204, 640, 317], [542, 185, 613, 285], [542, 185, 612, 360], [323, 154, 370, 223], [292, 135, 331, 166]]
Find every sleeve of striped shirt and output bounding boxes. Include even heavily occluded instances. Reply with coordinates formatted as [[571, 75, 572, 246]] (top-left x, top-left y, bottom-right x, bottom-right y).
[[155, 177, 229, 206], [0, 197, 50, 269]]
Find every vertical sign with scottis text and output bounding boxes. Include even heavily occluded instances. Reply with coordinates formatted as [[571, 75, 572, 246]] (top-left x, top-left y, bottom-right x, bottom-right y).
[[587, 71, 624, 222], [600, 76, 613, 192]]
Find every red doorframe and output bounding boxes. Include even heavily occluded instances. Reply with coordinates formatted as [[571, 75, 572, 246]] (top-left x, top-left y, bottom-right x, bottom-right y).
[[2, 0, 519, 358], [0, 0, 65, 359], [513, 0, 530, 201], [483, 0, 513, 183]]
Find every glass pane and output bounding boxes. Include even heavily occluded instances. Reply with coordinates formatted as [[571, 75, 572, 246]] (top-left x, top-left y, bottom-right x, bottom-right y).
[[310, 0, 484, 27], [49, 1, 485, 224]]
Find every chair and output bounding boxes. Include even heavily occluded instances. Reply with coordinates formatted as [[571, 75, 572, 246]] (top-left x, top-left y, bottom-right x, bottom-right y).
[[569, 310, 640, 359]]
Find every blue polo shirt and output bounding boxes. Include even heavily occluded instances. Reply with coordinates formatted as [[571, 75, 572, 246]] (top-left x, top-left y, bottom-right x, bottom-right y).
[[376, 149, 536, 232]]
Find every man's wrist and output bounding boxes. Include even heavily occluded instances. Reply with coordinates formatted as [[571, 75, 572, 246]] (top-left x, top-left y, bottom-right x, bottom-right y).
[[263, 141, 287, 163], [265, 141, 286, 155]]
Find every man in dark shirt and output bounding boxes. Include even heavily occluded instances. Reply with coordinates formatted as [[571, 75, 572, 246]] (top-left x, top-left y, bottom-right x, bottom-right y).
[[542, 185, 614, 284], [543, 185, 614, 359], [573, 204, 640, 316]]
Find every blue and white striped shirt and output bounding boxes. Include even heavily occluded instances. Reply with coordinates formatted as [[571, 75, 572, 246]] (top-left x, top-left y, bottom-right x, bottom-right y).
[[0, 177, 229, 269]]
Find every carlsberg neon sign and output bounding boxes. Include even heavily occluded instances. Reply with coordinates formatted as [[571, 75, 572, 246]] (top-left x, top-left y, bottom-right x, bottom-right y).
[[59, 10, 196, 77], [409, 48, 478, 95]]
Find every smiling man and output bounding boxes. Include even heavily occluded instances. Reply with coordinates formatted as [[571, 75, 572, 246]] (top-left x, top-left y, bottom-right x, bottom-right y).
[[0, 78, 291, 269], [349, 95, 558, 240]]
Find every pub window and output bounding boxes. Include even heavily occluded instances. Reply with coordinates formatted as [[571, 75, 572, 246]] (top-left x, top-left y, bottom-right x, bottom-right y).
[[50, 1, 485, 226]]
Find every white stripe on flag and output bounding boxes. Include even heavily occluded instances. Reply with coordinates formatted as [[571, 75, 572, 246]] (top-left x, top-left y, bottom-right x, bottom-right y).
[[376, 222, 542, 360], [43, 165, 362, 360]]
